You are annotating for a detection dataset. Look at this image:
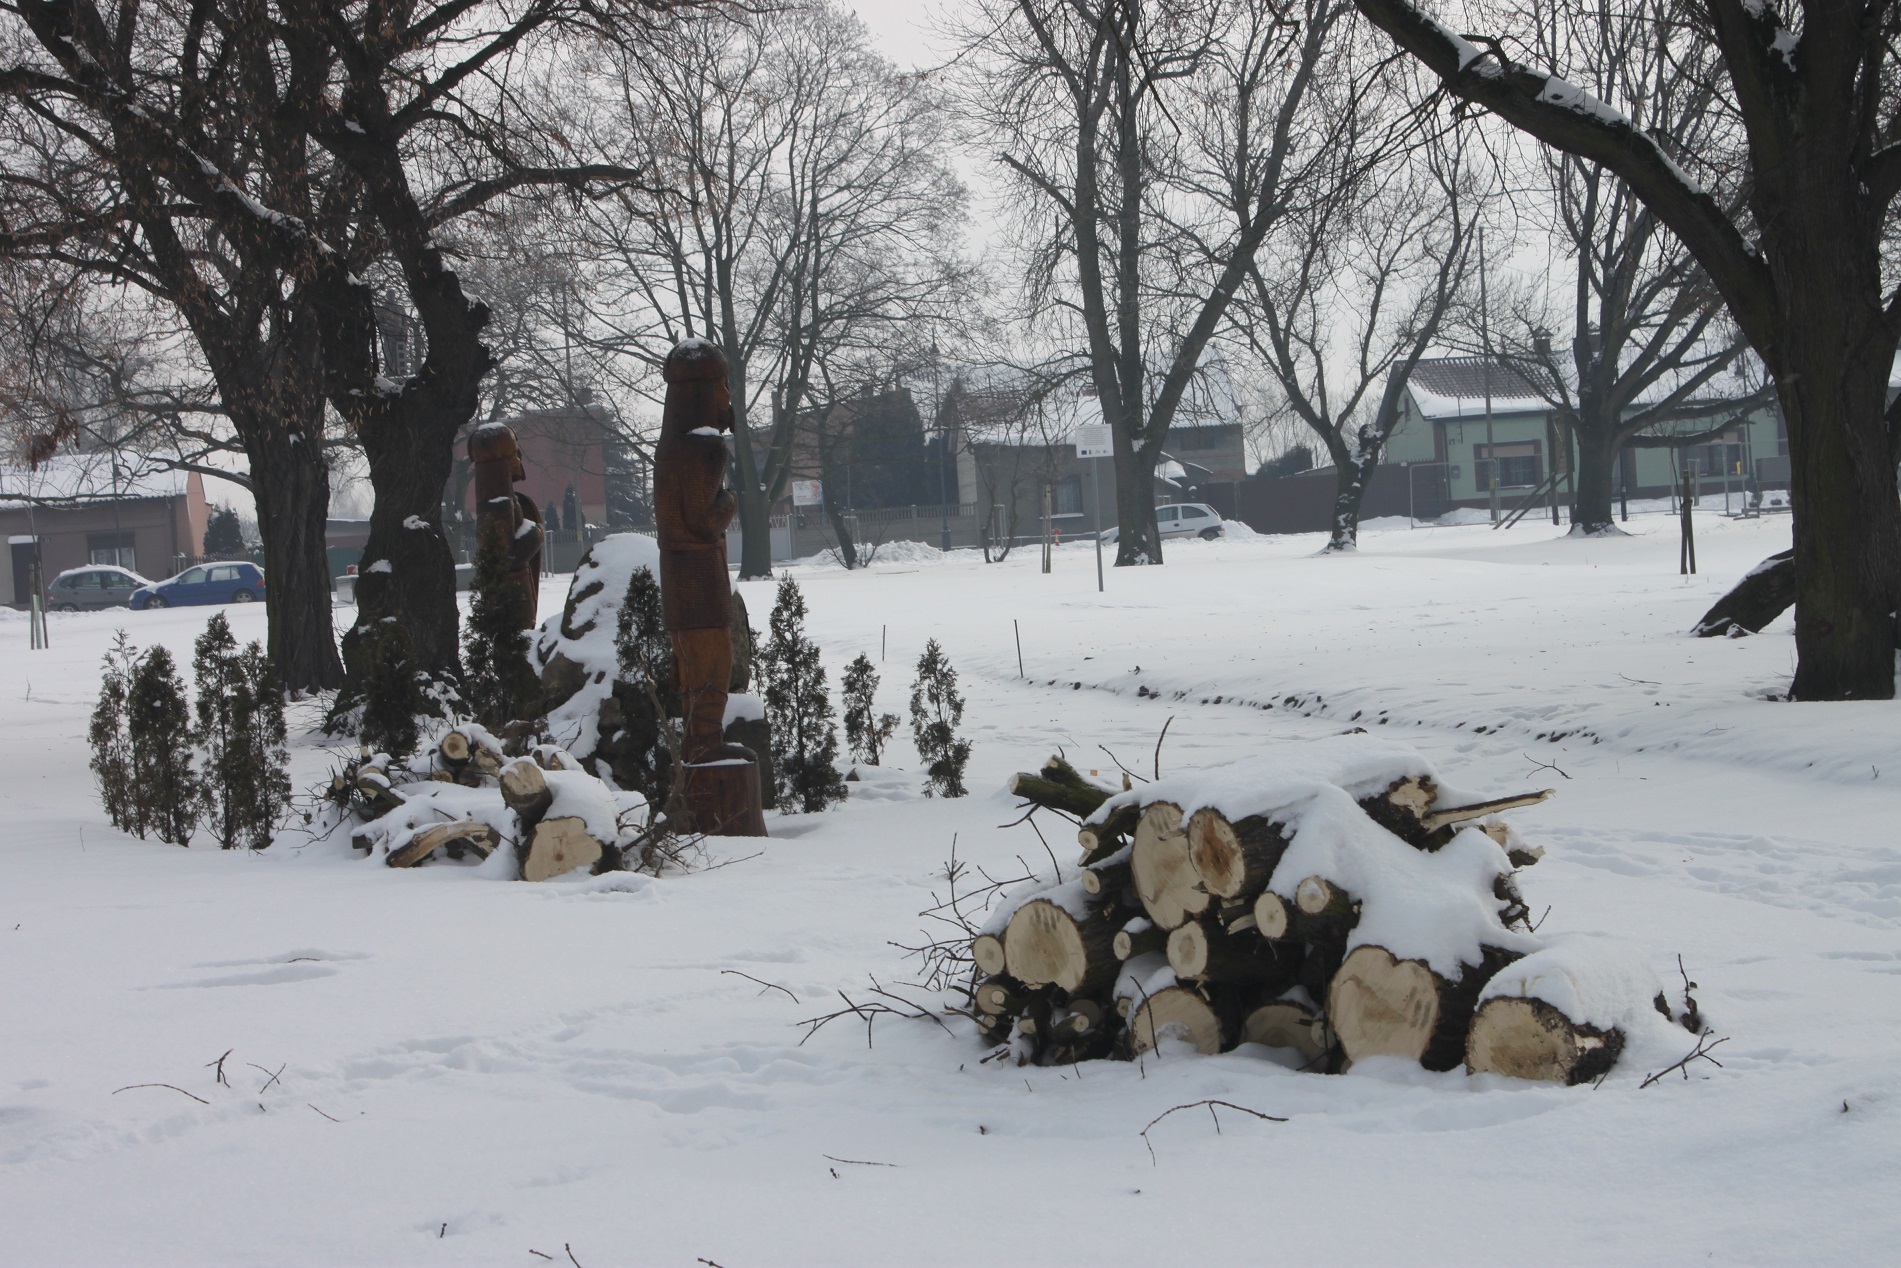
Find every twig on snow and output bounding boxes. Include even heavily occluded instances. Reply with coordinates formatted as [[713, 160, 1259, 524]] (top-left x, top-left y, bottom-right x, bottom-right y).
[[822, 1154, 899, 1167], [1140, 1099, 1287, 1166], [1639, 1032, 1728, 1088], [1524, 753, 1570, 780], [720, 969, 800, 1004], [1154, 716, 1174, 780], [205, 1049, 233, 1088], [113, 1083, 209, 1105], [1098, 743, 1148, 785], [307, 1102, 343, 1122], [246, 1062, 286, 1093]]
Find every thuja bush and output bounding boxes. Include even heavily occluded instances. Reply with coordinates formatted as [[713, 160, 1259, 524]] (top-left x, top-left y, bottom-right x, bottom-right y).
[[761, 576, 846, 812], [910, 638, 970, 797], [842, 653, 898, 766], [609, 564, 676, 804], [353, 619, 425, 761], [88, 631, 141, 833], [128, 644, 198, 843], [193, 614, 290, 849], [462, 518, 541, 732]]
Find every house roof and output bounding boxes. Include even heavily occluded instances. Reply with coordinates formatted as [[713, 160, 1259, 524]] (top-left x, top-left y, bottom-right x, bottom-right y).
[[1404, 357, 1553, 419], [0, 451, 193, 510]]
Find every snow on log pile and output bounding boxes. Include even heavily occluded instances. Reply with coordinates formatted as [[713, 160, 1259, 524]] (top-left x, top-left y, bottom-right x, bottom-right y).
[[983, 737, 1692, 1082], [331, 725, 646, 881]]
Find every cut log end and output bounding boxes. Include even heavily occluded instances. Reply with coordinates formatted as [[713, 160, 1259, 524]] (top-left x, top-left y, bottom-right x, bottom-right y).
[[1327, 945, 1444, 1067], [520, 815, 603, 882], [1466, 996, 1625, 1085], [1242, 1000, 1327, 1063], [1004, 898, 1115, 995], [1131, 801, 1209, 930], [1127, 986, 1227, 1056], [972, 933, 1007, 978]]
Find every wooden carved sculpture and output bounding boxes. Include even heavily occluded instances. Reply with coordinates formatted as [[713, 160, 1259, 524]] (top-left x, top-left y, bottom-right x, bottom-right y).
[[467, 422, 543, 626], [656, 339, 768, 836]]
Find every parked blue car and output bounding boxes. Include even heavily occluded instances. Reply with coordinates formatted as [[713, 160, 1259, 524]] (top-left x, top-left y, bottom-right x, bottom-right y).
[[129, 561, 267, 610]]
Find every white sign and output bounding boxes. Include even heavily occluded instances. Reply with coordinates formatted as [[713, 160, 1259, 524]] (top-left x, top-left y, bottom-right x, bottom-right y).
[[792, 478, 825, 507], [1073, 424, 1114, 459]]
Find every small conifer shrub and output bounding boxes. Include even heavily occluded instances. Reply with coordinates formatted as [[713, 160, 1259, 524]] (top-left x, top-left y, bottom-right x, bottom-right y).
[[192, 613, 290, 850], [89, 631, 141, 833], [610, 565, 676, 803], [462, 518, 541, 732], [128, 645, 199, 843], [841, 653, 898, 766], [909, 638, 970, 797], [354, 619, 424, 761], [761, 576, 846, 812]]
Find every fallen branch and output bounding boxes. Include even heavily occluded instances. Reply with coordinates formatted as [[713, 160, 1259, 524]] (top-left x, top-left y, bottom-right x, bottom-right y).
[[1639, 1033, 1728, 1088], [821, 1154, 899, 1168], [1140, 1099, 1288, 1166], [721, 969, 800, 1003], [113, 1083, 209, 1105]]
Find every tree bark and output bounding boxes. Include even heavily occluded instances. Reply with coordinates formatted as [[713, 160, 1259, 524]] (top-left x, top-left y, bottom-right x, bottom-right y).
[[1327, 454, 1377, 552], [1693, 549, 1796, 637], [1570, 421, 1622, 537]]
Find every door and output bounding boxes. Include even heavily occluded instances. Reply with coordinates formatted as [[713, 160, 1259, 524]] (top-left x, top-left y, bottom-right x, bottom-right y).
[[166, 565, 210, 604], [205, 564, 243, 603], [1156, 506, 1182, 536], [11, 540, 38, 608]]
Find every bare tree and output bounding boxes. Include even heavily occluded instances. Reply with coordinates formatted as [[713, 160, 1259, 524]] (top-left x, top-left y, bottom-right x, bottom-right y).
[[1482, 0, 1765, 537], [573, 4, 971, 579], [958, 0, 1381, 566], [1, 0, 356, 690], [1231, 104, 1482, 551], [1355, 0, 1901, 698]]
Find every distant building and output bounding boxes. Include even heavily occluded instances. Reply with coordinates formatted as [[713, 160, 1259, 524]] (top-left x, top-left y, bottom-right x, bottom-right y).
[[447, 402, 646, 571], [0, 453, 210, 607], [1383, 356, 1784, 511]]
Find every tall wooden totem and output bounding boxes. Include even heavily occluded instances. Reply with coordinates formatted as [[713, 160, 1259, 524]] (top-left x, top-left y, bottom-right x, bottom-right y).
[[656, 339, 768, 836], [467, 422, 543, 624]]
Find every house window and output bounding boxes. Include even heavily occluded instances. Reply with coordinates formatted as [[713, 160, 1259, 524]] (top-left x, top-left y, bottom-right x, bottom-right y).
[[1473, 442, 1541, 489], [88, 533, 136, 569], [1051, 476, 1083, 517]]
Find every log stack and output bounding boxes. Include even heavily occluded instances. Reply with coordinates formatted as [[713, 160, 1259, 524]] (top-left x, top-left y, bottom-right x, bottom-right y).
[[972, 749, 1636, 1083], [339, 728, 633, 881]]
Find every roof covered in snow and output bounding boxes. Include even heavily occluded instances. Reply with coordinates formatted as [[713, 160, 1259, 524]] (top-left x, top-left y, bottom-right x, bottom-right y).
[[0, 451, 194, 510], [1404, 358, 1553, 419]]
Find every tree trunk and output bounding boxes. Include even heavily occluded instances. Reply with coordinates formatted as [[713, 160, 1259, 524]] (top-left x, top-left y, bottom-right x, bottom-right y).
[[1570, 421, 1621, 537], [1771, 252, 1900, 700], [347, 416, 463, 683], [245, 409, 343, 692], [1112, 433, 1162, 566], [734, 474, 774, 580], [1326, 455, 1375, 552]]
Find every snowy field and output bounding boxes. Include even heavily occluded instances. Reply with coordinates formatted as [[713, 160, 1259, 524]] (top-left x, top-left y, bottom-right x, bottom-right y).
[[4, 512, 1899, 1266]]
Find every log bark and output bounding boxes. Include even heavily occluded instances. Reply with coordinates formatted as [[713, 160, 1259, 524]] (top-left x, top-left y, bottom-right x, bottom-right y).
[[1242, 999, 1328, 1063], [387, 820, 500, 868], [1003, 898, 1118, 996], [1112, 920, 1168, 960], [1078, 802, 1141, 866], [1357, 775, 1440, 845], [1082, 859, 1132, 899], [1465, 996, 1625, 1085], [1130, 801, 1210, 929], [354, 767, 405, 819], [499, 758, 554, 827], [1009, 763, 1113, 820], [1328, 944, 1518, 1072], [1692, 549, 1795, 637], [1186, 808, 1289, 900], [1127, 985, 1231, 1056], [520, 815, 603, 882], [1165, 919, 1292, 987]]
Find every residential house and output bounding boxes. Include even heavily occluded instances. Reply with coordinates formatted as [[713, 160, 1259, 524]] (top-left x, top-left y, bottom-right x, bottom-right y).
[[0, 452, 210, 608]]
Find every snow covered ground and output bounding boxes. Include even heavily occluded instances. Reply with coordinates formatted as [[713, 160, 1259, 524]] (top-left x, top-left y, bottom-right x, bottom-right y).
[[4, 511, 1898, 1266]]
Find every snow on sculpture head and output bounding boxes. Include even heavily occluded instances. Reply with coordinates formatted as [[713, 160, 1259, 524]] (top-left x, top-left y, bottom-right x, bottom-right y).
[[661, 338, 733, 437]]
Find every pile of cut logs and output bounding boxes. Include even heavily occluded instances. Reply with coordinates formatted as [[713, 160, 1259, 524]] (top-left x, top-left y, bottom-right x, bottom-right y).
[[335, 727, 620, 881], [976, 756, 1635, 1084]]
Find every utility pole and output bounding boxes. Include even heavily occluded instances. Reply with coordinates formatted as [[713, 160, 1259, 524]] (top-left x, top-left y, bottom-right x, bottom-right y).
[[1479, 227, 1499, 525], [933, 340, 951, 552]]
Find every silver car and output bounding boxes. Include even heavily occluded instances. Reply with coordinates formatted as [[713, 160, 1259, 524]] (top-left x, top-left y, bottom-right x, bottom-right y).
[[1097, 502, 1226, 544], [46, 565, 152, 611]]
